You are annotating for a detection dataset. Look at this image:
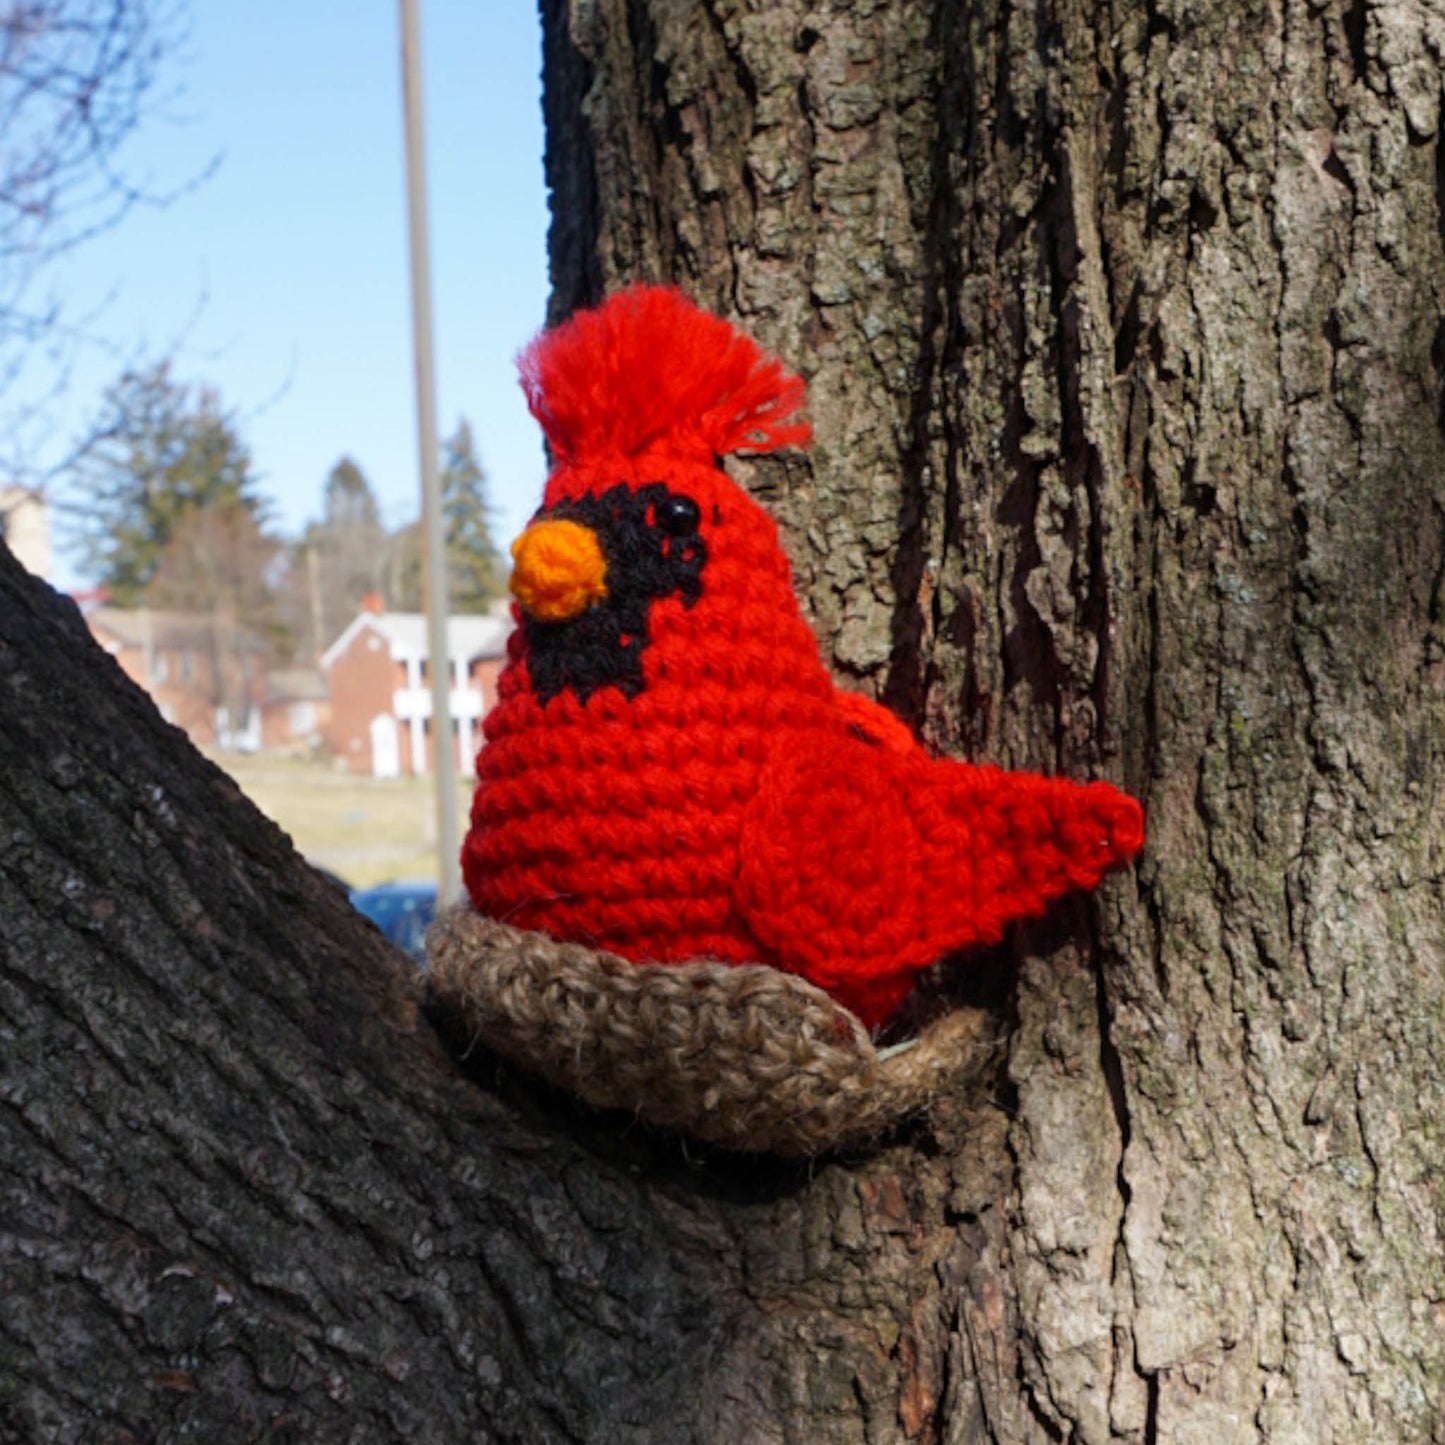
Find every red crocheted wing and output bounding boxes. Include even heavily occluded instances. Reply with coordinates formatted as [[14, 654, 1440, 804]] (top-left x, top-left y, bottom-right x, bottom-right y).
[[735, 734, 1146, 1025], [518, 285, 811, 466], [735, 733, 930, 1025]]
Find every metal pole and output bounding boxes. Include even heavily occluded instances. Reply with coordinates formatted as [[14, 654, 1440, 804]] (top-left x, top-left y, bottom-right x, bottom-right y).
[[398, 0, 460, 906]]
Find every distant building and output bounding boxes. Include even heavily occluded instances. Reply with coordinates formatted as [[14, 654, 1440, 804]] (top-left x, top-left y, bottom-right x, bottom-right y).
[[0, 486, 50, 581], [260, 667, 332, 754], [320, 599, 511, 777], [86, 606, 268, 750]]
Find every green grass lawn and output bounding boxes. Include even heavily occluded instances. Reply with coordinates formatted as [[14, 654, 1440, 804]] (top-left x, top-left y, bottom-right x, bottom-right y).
[[219, 753, 476, 890]]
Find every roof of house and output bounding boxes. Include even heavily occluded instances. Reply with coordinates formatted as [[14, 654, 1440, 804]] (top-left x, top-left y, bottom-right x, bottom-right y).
[[265, 667, 329, 704], [88, 606, 266, 653], [319, 609, 512, 671]]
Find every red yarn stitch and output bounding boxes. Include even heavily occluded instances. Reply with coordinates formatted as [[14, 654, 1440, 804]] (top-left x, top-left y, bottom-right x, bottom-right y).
[[462, 286, 1145, 1028]]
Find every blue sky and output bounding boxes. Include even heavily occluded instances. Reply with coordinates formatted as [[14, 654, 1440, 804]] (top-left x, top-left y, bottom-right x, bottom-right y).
[[20, 3, 549, 588]]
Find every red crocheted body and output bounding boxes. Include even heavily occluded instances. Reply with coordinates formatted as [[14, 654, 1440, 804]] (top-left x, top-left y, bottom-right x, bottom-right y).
[[463, 451, 840, 977], [461, 453, 1144, 1026]]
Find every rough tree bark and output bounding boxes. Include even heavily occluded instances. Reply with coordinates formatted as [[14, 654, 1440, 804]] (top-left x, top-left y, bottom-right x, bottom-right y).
[[539, 0, 1445, 1439], [3, 1, 1444, 1442]]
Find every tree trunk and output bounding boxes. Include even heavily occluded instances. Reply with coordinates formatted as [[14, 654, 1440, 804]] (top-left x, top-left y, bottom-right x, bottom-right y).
[[536, 0, 1445, 1439], [3, 2, 1443, 1443]]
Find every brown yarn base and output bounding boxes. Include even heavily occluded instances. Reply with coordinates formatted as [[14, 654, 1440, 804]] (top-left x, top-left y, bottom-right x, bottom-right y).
[[426, 905, 997, 1156]]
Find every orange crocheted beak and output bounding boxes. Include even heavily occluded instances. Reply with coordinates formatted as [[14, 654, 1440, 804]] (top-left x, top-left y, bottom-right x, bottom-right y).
[[510, 518, 608, 622]]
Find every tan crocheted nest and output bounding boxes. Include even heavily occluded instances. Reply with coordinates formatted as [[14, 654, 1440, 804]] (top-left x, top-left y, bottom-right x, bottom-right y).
[[427, 905, 997, 1156]]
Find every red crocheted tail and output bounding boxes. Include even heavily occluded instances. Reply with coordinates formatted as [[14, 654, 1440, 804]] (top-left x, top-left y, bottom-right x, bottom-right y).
[[519, 285, 811, 465], [943, 771, 1144, 941]]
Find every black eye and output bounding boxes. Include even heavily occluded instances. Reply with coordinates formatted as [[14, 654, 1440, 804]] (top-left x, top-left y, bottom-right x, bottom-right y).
[[656, 494, 700, 536]]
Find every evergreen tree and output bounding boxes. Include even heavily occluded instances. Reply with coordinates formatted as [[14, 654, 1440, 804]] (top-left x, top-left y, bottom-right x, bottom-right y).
[[439, 419, 506, 610], [387, 419, 507, 614], [71, 363, 266, 604], [323, 456, 381, 533]]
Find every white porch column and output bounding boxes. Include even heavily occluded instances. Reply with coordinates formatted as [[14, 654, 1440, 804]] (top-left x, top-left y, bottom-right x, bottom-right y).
[[458, 716, 474, 775]]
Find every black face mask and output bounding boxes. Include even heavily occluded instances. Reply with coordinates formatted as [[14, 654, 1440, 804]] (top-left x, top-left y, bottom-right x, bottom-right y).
[[521, 482, 707, 704]]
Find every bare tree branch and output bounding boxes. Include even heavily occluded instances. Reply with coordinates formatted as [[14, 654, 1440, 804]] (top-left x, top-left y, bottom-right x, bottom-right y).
[[0, 0, 216, 488]]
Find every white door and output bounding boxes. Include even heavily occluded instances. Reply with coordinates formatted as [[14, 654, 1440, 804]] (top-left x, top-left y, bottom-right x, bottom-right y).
[[369, 713, 400, 779]]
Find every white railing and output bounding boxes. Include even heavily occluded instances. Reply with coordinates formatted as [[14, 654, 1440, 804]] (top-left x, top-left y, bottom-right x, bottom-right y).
[[392, 686, 486, 720]]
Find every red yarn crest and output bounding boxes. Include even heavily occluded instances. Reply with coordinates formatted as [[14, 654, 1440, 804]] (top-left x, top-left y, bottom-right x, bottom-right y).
[[518, 285, 811, 466]]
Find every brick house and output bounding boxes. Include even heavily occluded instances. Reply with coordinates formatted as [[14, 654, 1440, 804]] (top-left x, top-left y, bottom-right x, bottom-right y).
[[86, 606, 268, 750], [319, 602, 511, 777], [260, 668, 331, 754]]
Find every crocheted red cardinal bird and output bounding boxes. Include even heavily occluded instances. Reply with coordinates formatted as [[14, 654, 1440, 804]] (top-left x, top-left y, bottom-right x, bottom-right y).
[[462, 286, 1143, 1028]]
